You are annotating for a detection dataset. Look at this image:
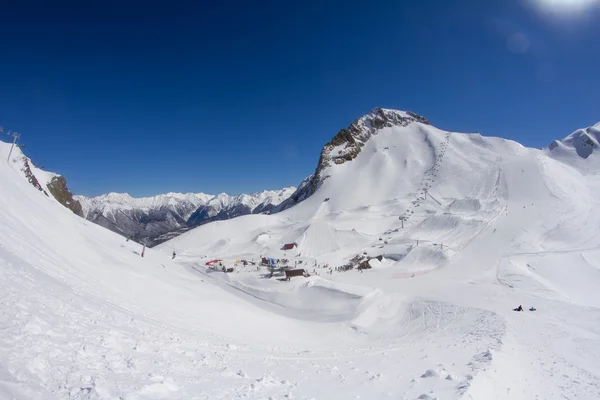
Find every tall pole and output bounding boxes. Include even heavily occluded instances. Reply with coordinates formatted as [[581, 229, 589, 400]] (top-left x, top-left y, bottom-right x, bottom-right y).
[[7, 132, 20, 163], [141, 238, 149, 258]]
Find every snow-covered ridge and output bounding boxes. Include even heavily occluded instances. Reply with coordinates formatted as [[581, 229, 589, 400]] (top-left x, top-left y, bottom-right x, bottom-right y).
[[76, 186, 296, 245], [276, 107, 430, 212], [0, 139, 83, 216], [76, 192, 213, 215], [547, 124, 600, 164], [186, 187, 296, 225]]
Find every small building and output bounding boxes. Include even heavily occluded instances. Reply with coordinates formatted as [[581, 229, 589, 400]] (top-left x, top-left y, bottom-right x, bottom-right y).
[[281, 242, 297, 251]]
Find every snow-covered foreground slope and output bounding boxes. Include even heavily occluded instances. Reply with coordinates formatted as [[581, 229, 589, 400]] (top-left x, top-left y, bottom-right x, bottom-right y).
[[161, 111, 600, 399]]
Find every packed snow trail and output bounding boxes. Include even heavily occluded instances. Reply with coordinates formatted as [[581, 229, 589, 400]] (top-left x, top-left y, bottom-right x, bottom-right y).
[[401, 131, 452, 224]]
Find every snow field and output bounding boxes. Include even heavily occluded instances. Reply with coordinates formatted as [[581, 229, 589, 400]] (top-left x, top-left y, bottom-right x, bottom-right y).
[[3, 113, 600, 399], [163, 118, 600, 398]]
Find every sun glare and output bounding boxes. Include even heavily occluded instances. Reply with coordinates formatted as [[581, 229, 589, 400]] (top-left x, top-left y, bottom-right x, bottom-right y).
[[532, 0, 599, 14]]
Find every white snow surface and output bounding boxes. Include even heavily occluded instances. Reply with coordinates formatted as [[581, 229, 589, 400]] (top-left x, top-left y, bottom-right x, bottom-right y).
[[2, 112, 600, 400]]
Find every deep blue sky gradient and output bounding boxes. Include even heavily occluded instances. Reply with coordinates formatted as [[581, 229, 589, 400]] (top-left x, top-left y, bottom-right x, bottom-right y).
[[0, 0, 598, 196]]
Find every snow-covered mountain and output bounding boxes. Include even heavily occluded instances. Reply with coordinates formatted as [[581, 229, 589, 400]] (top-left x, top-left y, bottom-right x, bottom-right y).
[[2, 110, 600, 399], [187, 187, 296, 226], [158, 109, 600, 398], [276, 108, 431, 212], [75, 192, 211, 245], [76, 187, 295, 246]]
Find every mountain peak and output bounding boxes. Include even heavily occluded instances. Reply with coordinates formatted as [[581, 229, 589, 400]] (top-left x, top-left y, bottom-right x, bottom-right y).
[[323, 108, 429, 166], [359, 108, 430, 129], [548, 123, 600, 162], [100, 192, 134, 203], [276, 108, 430, 211]]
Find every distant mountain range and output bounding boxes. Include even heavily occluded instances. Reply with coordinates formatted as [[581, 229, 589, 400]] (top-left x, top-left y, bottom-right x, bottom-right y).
[[75, 188, 296, 246]]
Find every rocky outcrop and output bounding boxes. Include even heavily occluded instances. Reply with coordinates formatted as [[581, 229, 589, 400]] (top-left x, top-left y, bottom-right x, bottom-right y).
[[47, 176, 83, 217], [276, 108, 429, 211], [18, 155, 83, 217], [21, 157, 49, 196]]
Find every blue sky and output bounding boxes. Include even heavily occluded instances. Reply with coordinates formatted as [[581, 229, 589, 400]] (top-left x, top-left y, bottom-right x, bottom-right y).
[[0, 0, 598, 197]]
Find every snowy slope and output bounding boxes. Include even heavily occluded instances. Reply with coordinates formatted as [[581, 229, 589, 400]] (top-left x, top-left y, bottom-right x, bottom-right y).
[[162, 110, 600, 399], [0, 141, 344, 398], [1, 133, 513, 400], [2, 108, 600, 400], [77, 187, 295, 246]]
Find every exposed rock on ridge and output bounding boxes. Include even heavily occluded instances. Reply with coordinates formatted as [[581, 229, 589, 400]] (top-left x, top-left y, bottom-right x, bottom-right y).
[[276, 108, 429, 211], [47, 176, 83, 216]]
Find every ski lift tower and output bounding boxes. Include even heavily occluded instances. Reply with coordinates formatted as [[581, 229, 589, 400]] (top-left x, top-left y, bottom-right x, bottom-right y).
[[5, 129, 21, 163], [399, 215, 407, 228]]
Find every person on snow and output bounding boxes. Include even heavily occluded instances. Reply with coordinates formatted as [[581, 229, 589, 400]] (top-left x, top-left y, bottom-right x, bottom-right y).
[[172, 251, 176, 259], [529, 306, 536, 311], [513, 305, 523, 312]]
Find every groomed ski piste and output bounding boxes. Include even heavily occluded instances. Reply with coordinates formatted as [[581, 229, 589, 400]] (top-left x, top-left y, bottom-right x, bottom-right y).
[[2, 112, 600, 399]]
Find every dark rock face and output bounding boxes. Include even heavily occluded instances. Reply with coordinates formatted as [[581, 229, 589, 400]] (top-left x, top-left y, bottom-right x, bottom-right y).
[[252, 202, 279, 215], [276, 108, 429, 211], [85, 203, 200, 246], [21, 157, 49, 196], [272, 175, 313, 213], [46, 176, 83, 217], [18, 155, 82, 217], [187, 203, 253, 226]]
